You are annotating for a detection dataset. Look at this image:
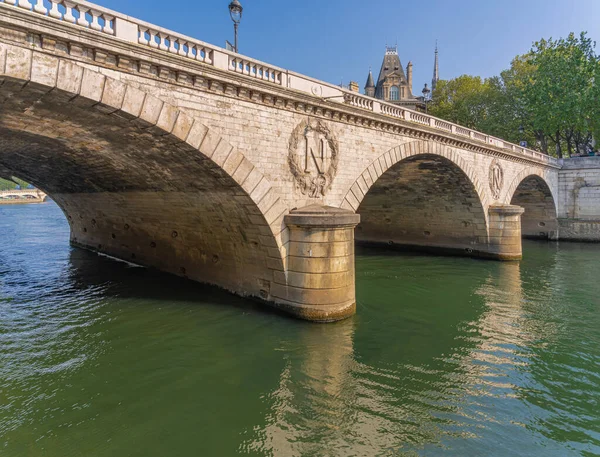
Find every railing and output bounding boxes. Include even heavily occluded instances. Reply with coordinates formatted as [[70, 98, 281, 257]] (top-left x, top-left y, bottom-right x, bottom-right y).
[[407, 111, 431, 126], [0, 0, 559, 167], [137, 28, 214, 65], [473, 132, 488, 142], [434, 119, 453, 132], [343, 94, 373, 110], [380, 103, 404, 119], [455, 126, 471, 137], [1, 0, 115, 34], [229, 57, 282, 84]]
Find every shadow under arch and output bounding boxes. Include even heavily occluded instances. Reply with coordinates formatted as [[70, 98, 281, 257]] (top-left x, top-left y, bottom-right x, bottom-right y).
[[0, 44, 288, 303], [342, 141, 490, 257], [507, 172, 558, 240]]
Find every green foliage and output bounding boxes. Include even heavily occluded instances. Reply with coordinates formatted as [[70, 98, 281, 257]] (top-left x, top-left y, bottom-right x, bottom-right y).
[[430, 32, 600, 158], [0, 178, 30, 191]]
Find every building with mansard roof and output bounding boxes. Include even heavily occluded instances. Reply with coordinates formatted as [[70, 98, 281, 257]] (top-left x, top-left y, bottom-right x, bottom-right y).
[[364, 44, 439, 111]]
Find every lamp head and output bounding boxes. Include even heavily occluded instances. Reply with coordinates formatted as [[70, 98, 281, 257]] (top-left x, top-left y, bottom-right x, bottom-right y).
[[229, 0, 243, 24]]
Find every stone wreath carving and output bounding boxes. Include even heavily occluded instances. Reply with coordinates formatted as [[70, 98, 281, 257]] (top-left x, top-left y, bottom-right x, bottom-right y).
[[288, 119, 339, 198], [489, 158, 504, 200]]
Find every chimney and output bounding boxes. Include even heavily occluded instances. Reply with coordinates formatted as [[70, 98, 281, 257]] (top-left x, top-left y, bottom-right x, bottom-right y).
[[407, 61, 413, 95], [349, 81, 360, 93]]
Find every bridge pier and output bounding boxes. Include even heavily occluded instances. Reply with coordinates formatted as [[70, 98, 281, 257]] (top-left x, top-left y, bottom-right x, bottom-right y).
[[272, 206, 360, 322], [486, 205, 525, 261]]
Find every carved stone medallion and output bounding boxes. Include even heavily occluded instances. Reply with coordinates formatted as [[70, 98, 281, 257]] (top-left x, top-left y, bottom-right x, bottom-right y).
[[489, 159, 504, 200], [288, 119, 339, 198]]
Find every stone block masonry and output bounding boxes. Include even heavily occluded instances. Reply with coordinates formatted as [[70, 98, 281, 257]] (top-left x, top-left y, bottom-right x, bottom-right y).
[[558, 157, 600, 241], [0, 0, 597, 321]]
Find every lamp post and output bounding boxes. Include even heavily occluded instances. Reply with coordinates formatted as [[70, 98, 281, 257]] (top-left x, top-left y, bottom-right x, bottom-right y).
[[422, 84, 431, 114], [228, 0, 243, 53], [518, 125, 527, 148]]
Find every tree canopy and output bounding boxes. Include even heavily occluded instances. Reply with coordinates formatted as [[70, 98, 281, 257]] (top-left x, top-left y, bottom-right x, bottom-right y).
[[0, 178, 30, 191], [430, 32, 600, 158]]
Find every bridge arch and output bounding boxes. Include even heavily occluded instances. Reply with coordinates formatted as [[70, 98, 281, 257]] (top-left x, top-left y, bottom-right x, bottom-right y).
[[0, 46, 287, 301], [505, 169, 558, 240], [341, 140, 490, 256]]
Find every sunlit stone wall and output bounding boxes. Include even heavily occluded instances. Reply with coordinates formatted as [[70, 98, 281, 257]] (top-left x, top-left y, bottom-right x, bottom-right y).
[[558, 157, 600, 241]]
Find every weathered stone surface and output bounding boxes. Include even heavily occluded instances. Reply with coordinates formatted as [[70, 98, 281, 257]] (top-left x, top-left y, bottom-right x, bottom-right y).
[[558, 157, 600, 241], [0, 10, 595, 321], [487, 205, 525, 260]]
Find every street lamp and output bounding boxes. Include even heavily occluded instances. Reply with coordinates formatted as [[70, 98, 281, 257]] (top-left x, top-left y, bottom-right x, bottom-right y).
[[228, 0, 243, 53], [518, 125, 527, 147], [422, 84, 431, 114]]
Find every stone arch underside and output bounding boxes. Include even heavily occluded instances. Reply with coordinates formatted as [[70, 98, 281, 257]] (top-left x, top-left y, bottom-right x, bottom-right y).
[[344, 142, 489, 256], [0, 45, 288, 303], [509, 174, 558, 240]]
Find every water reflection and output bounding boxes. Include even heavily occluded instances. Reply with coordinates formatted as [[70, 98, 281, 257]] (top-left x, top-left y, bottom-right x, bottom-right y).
[[240, 250, 600, 456], [1, 204, 600, 456]]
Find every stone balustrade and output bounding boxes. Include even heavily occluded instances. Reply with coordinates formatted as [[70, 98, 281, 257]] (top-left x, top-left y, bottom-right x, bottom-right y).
[[0, 0, 559, 167], [407, 111, 431, 126], [380, 104, 404, 119], [455, 126, 471, 137], [2, 0, 115, 34], [434, 119, 453, 132], [472, 132, 488, 142], [229, 56, 282, 84], [343, 93, 373, 110]]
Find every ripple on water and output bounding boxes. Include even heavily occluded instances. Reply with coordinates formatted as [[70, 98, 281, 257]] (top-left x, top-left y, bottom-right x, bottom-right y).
[[1, 204, 600, 456]]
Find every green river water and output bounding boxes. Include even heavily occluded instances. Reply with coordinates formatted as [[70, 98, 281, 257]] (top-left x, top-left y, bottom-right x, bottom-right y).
[[1, 202, 599, 456]]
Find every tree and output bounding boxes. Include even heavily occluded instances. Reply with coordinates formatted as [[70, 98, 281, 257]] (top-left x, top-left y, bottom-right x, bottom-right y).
[[429, 75, 490, 129], [429, 32, 600, 158], [524, 33, 598, 157], [0, 178, 30, 191]]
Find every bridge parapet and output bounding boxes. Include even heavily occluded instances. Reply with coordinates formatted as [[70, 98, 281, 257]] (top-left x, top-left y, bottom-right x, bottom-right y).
[[0, 0, 558, 168]]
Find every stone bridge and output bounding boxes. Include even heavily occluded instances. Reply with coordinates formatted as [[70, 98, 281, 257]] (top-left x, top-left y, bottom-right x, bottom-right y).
[[0, 188, 47, 202], [0, 0, 577, 321]]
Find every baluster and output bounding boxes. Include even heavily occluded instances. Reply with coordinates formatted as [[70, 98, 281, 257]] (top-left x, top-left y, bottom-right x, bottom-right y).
[[148, 30, 159, 48], [103, 15, 114, 34], [186, 44, 195, 59], [179, 41, 188, 57], [48, 0, 61, 19], [18, 0, 33, 9], [33, 0, 47, 14], [89, 10, 102, 31], [195, 47, 204, 62], [158, 33, 168, 51], [168, 36, 177, 54], [63, 1, 76, 23], [138, 27, 149, 45], [76, 6, 90, 27]]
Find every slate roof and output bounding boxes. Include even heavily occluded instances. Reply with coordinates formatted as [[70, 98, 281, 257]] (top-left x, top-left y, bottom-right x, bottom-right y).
[[365, 70, 375, 89]]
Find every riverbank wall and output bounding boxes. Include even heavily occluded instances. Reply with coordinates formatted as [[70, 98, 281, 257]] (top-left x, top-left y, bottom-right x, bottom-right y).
[[558, 157, 600, 241]]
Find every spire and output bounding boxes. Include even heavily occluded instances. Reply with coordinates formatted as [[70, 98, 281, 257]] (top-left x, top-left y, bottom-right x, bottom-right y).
[[365, 68, 375, 89], [432, 41, 439, 91], [365, 67, 375, 97]]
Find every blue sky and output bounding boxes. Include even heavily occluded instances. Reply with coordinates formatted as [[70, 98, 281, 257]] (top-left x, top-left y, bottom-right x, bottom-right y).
[[98, 0, 599, 93]]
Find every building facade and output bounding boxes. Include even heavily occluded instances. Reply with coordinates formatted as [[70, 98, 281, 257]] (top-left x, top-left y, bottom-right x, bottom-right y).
[[365, 45, 439, 111]]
